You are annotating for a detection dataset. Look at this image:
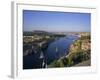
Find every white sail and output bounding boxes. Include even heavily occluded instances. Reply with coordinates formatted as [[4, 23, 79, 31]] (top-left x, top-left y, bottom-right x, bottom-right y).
[[42, 60, 45, 68], [39, 51, 44, 59], [55, 47, 58, 52]]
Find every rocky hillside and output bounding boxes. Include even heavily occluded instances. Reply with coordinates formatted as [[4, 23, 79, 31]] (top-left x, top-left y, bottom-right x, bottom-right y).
[[48, 34, 91, 67]]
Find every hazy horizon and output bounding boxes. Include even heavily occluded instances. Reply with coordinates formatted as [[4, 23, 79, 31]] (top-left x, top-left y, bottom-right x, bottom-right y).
[[23, 30, 90, 33]]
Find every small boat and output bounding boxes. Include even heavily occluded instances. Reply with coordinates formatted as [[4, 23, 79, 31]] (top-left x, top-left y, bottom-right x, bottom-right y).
[[42, 59, 45, 67], [55, 47, 58, 52], [39, 51, 44, 59]]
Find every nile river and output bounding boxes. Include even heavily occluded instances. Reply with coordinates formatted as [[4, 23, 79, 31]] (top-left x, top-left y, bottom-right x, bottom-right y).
[[23, 35, 79, 69]]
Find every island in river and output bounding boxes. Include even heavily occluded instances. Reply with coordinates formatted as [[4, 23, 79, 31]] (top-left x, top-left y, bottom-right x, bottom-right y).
[[23, 31, 91, 69]]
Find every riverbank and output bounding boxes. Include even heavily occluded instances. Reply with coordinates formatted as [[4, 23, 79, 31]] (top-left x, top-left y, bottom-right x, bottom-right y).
[[23, 31, 67, 69], [48, 33, 91, 67], [46, 35, 78, 65]]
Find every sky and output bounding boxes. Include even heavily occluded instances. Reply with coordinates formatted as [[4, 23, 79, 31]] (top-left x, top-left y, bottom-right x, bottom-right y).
[[23, 10, 91, 32]]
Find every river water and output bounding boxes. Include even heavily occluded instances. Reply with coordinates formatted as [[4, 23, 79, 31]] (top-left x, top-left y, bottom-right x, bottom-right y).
[[46, 35, 79, 64], [23, 35, 79, 69]]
